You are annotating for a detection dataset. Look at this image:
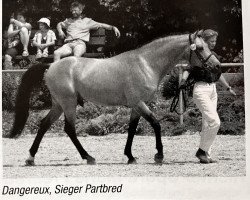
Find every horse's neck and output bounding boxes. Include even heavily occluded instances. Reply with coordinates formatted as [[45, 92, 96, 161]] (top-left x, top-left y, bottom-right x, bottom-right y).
[[139, 34, 189, 80]]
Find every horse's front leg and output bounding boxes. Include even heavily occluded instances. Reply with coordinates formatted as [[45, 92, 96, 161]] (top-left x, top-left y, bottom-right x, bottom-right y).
[[124, 109, 141, 164], [134, 101, 164, 163]]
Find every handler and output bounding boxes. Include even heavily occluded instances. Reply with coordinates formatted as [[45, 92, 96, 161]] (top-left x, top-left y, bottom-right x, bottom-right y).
[[54, 1, 121, 62], [180, 29, 236, 164]]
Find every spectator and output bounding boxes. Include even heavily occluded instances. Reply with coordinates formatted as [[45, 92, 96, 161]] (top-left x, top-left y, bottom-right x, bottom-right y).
[[4, 11, 31, 67], [32, 18, 57, 59], [54, 1, 120, 62]]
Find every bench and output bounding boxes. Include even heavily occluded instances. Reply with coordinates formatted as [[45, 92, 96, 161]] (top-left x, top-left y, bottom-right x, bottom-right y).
[[2, 28, 109, 67]]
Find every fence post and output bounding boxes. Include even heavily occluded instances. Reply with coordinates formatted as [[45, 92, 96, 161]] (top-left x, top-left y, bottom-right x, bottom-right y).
[[178, 66, 184, 125]]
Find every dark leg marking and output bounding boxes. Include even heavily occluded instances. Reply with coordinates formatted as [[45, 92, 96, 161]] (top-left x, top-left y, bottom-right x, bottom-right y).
[[144, 113, 164, 163], [30, 115, 54, 157], [124, 111, 140, 164], [134, 101, 164, 163], [64, 117, 96, 165], [77, 93, 85, 107]]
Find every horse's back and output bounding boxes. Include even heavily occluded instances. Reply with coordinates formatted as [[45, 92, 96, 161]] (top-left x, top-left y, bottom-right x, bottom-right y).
[[45, 54, 158, 107], [46, 56, 130, 106]]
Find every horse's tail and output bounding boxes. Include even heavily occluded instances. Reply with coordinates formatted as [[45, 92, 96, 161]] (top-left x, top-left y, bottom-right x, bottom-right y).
[[9, 63, 50, 138]]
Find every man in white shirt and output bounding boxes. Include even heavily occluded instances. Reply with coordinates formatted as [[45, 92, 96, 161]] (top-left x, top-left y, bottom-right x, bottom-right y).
[[54, 1, 120, 62]]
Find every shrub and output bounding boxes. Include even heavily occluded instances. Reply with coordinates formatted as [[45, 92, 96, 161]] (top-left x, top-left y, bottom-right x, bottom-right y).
[[2, 73, 51, 110], [2, 73, 21, 110], [2, 72, 245, 136]]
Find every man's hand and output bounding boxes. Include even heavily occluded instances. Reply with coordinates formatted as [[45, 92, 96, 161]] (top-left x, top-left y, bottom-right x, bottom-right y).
[[113, 26, 121, 38], [58, 30, 66, 39]]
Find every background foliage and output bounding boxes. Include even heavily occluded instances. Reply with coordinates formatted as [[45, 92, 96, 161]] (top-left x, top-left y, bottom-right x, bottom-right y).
[[2, 0, 243, 61]]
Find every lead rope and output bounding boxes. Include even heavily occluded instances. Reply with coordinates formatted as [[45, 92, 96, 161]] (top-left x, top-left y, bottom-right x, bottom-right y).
[[170, 33, 195, 115], [169, 79, 194, 115], [170, 88, 187, 115]]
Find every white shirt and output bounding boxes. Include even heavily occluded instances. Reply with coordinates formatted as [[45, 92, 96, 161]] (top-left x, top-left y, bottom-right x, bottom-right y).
[[61, 17, 101, 42]]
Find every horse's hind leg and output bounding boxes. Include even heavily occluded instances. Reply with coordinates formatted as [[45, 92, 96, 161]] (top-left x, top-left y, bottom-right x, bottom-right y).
[[124, 109, 141, 164], [26, 101, 63, 166], [134, 101, 164, 163], [62, 99, 96, 165]]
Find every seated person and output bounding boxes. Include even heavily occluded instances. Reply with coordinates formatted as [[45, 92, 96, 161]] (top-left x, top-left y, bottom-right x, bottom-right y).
[[54, 1, 121, 62], [32, 18, 57, 59], [4, 11, 32, 67]]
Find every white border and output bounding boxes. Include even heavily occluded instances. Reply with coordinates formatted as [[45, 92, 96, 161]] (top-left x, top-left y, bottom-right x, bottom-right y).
[[1, 0, 250, 199]]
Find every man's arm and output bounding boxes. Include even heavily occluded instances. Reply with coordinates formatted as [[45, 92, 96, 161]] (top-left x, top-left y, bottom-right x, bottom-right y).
[[57, 22, 66, 39], [10, 18, 32, 30], [218, 74, 236, 95], [33, 41, 55, 50], [7, 23, 20, 38], [98, 23, 121, 38]]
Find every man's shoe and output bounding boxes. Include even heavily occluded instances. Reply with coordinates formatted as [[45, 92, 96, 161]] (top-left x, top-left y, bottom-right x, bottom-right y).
[[196, 148, 217, 164]]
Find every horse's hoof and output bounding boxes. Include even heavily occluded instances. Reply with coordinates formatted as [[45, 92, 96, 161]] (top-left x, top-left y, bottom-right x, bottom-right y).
[[154, 153, 164, 163], [87, 156, 96, 165], [25, 159, 35, 166], [127, 158, 137, 164]]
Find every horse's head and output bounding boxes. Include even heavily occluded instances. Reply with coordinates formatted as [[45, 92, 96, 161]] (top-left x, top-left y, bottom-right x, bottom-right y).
[[188, 30, 221, 68]]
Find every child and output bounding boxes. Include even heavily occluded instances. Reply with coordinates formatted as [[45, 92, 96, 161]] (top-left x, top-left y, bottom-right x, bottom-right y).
[[32, 18, 56, 59], [4, 11, 32, 68]]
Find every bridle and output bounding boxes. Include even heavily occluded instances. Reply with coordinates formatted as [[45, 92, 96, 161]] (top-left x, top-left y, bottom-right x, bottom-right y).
[[188, 32, 213, 67], [169, 32, 214, 115]]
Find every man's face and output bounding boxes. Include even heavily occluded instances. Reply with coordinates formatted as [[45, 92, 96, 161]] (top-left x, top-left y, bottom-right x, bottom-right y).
[[17, 14, 26, 23], [71, 6, 82, 18]]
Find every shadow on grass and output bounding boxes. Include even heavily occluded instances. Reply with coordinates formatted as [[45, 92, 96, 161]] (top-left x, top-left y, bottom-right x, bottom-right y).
[[5, 159, 231, 168], [145, 160, 200, 165], [4, 162, 128, 168]]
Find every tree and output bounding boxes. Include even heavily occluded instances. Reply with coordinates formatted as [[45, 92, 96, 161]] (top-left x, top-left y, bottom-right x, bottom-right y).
[[2, 0, 243, 61], [101, 0, 243, 60]]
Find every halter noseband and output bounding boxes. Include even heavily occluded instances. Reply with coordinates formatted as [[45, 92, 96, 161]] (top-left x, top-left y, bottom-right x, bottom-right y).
[[188, 33, 213, 66], [170, 33, 214, 115]]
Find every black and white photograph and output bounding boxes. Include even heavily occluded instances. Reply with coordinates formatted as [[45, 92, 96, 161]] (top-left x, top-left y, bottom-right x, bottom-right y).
[[1, 0, 250, 199]]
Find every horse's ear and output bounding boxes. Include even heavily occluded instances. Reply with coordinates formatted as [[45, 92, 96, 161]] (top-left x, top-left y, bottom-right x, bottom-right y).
[[197, 29, 204, 37]]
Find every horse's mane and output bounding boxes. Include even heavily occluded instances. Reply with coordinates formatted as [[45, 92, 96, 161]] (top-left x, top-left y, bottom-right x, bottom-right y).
[[138, 32, 189, 50]]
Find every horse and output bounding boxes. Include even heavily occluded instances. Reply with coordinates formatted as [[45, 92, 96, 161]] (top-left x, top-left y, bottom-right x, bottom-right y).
[[8, 30, 221, 165]]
